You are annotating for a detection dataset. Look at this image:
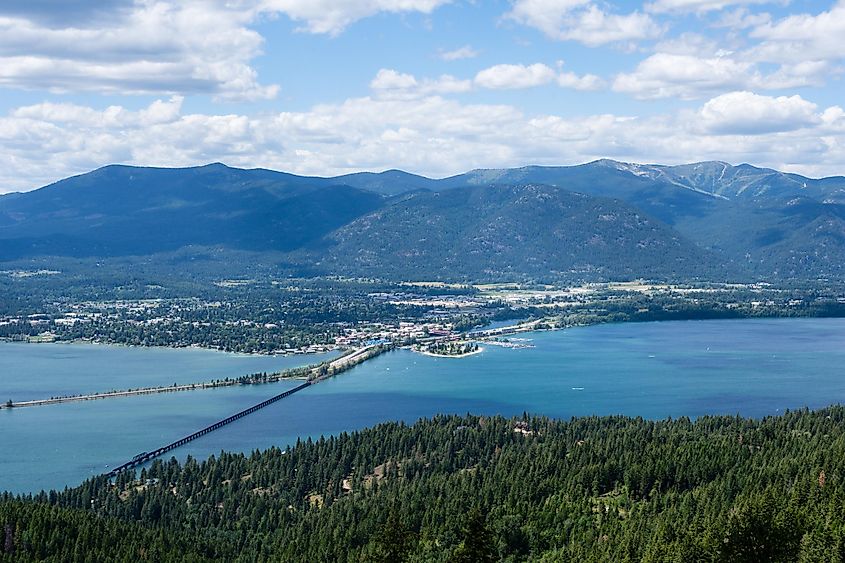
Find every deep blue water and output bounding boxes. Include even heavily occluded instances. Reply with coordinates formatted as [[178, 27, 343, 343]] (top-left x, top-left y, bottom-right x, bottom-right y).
[[2, 318, 845, 494]]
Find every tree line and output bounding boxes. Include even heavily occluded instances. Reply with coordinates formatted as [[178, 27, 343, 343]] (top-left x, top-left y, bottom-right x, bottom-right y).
[[5, 408, 845, 561]]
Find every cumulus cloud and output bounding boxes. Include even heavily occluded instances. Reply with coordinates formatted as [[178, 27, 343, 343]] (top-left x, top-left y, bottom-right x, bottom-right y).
[[0, 0, 136, 26], [0, 2, 278, 99], [557, 72, 604, 90], [261, 0, 453, 35], [698, 91, 821, 134], [646, 0, 771, 14], [12, 96, 184, 126], [1, 91, 844, 193], [473, 63, 602, 90], [760, 60, 832, 89], [371, 69, 420, 91], [750, 1, 845, 65], [613, 50, 831, 100], [370, 69, 472, 98], [714, 7, 772, 29], [474, 63, 558, 89], [614, 53, 754, 99], [507, 0, 662, 46], [613, 3, 844, 101], [0, 0, 455, 98], [652, 33, 726, 56], [371, 64, 601, 96], [438, 45, 480, 61]]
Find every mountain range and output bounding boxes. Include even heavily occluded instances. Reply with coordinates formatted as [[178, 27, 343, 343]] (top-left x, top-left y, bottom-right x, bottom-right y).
[[2, 160, 845, 282]]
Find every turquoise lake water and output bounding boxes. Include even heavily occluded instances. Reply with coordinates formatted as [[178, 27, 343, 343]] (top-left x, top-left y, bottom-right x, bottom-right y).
[[3, 318, 845, 494], [0, 342, 337, 401]]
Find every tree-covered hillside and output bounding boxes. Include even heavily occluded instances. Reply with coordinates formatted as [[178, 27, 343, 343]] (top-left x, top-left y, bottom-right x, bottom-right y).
[[0, 163, 383, 259], [5, 409, 845, 561], [448, 161, 845, 280], [4, 160, 845, 282], [317, 184, 724, 282]]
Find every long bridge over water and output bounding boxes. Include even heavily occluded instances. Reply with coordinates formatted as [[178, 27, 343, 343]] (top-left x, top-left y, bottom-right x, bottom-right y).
[[106, 344, 386, 476], [6, 318, 540, 477], [2, 344, 383, 410], [107, 380, 312, 476], [104, 321, 544, 476]]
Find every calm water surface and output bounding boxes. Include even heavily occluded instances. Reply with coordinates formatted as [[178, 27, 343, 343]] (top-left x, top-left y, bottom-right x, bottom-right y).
[[3, 318, 845, 494], [0, 342, 337, 400]]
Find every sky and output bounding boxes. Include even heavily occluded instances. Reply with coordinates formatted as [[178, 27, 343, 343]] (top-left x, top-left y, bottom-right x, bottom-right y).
[[0, 0, 844, 192]]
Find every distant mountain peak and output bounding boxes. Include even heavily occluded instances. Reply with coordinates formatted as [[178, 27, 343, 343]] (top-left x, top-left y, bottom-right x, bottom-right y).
[[199, 162, 233, 170], [4, 160, 845, 282], [589, 158, 628, 167]]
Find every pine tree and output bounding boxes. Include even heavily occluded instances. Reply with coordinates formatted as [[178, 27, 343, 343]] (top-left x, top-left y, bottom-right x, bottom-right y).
[[370, 510, 417, 563], [450, 508, 497, 563]]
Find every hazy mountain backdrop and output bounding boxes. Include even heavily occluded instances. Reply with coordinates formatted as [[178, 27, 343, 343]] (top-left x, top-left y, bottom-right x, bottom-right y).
[[3, 160, 845, 282]]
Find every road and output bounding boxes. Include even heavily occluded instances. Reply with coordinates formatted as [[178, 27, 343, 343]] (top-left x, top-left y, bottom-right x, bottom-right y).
[[1, 345, 377, 410], [3, 319, 545, 410]]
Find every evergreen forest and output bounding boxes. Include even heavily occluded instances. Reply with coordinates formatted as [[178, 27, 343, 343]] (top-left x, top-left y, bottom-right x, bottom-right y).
[[4, 408, 845, 561]]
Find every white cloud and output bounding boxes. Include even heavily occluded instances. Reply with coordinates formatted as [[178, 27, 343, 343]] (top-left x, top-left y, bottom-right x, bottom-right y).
[[507, 0, 662, 46], [439, 45, 479, 61], [760, 60, 832, 89], [474, 63, 557, 89], [11, 96, 184, 126], [613, 1, 845, 102], [652, 33, 725, 56], [698, 91, 821, 134], [261, 0, 453, 36], [2, 91, 844, 193], [714, 7, 771, 29], [0, 3, 277, 99], [557, 71, 604, 90], [372, 64, 602, 96], [750, 1, 845, 65], [614, 53, 755, 99], [645, 0, 771, 14], [370, 69, 472, 98], [613, 5, 844, 101], [612, 49, 833, 99], [0, 0, 455, 98], [371, 69, 419, 91]]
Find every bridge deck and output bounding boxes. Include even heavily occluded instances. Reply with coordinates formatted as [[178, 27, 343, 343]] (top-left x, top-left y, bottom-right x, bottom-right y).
[[107, 381, 311, 476], [106, 344, 386, 477]]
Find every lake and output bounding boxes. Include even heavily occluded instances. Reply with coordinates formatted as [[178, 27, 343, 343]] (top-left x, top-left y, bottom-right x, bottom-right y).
[[3, 318, 845, 494], [0, 342, 338, 401]]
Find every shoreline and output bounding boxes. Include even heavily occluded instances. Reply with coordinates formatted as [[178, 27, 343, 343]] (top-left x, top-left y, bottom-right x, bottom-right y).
[[6, 311, 845, 358], [8, 314, 845, 410], [0, 345, 378, 410], [0, 375, 311, 410], [414, 346, 485, 359], [0, 336, 342, 358]]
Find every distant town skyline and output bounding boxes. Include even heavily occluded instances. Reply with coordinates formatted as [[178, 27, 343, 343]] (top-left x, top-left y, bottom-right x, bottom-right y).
[[0, 0, 843, 192]]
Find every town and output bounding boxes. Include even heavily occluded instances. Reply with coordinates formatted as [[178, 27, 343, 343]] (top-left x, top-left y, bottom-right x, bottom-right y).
[[3, 277, 844, 356]]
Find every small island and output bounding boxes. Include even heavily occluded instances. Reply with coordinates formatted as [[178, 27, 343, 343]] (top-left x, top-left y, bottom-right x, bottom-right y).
[[415, 340, 483, 358]]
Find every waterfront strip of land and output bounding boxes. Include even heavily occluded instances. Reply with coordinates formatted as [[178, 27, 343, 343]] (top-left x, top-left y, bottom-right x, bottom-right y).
[[1, 345, 386, 410], [2, 318, 544, 410]]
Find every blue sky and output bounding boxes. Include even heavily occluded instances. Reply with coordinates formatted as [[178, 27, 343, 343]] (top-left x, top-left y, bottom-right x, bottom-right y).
[[0, 0, 843, 191]]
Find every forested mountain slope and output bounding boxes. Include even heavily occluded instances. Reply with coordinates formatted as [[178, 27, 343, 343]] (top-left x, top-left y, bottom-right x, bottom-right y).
[[3, 160, 845, 282], [0, 163, 383, 258], [4, 409, 845, 561], [446, 161, 845, 279], [315, 184, 723, 282]]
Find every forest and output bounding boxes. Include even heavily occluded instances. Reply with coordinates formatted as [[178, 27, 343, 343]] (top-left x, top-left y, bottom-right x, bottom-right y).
[[5, 408, 845, 561]]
